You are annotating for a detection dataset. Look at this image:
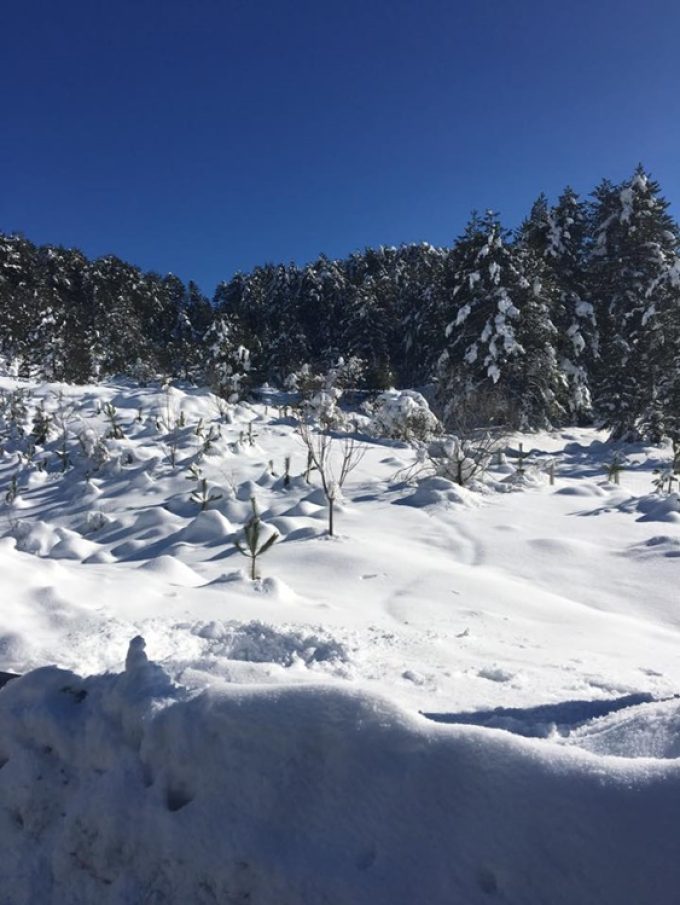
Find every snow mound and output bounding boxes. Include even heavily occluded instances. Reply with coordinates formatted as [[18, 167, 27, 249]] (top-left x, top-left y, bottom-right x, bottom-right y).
[[131, 506, 184, 533], [48, 528, 102, 562], [395, 476, 474, 509], [192, 620, 350, 666], [554, 482, 606, 497], [635, 492, 680, 523], [1, 646, 680, 905], [137, 555, 203, 586], [281, 499, 323, 517], [631, 534, 680, 558], [11, 519, 60, 556], [179, 509, 234, 544]]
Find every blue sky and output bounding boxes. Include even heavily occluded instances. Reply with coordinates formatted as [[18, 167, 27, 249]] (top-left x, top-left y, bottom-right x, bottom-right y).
[[3, 0, 680, 293]]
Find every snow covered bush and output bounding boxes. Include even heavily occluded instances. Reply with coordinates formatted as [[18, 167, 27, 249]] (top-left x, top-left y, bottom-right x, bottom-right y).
[[364, 389, 441, 443], [427, 433, 499, 487]]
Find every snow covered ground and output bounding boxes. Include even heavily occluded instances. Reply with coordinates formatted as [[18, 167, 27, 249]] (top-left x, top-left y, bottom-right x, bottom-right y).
[[1, 376, 680, 903]]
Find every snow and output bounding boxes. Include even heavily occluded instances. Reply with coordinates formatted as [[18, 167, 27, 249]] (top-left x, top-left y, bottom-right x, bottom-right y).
[[2, 648, 680, 904], [2, 376, 680, 901]]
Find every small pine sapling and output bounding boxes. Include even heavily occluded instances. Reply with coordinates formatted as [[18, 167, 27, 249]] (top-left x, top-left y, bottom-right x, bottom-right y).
[[516, 442, 525, 477], [201, 424, 220, 456], [4, 474, 18, 505], [186, 463, 222, 510], [607, 453, 624, 485], [652, 468, 678, 495], [234, 497, 278, 580], [9, 390, 29, 439], [192, 477, 221, 510], [103, 403, 125, 440], [166, 433, 179, 468], [31, 404, 52, 446], [283, 456, 291, 488]]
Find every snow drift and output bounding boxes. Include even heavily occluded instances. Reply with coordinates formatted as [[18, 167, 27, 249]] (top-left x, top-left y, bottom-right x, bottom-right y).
[[1, 638, 680, 905]]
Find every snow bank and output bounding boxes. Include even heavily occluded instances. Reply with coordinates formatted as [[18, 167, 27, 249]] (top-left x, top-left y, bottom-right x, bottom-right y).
[[2, 640, 680, 905]]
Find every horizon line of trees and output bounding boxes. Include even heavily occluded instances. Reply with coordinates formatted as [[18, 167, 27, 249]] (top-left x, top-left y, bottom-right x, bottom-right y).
[[1, 163, 680, 441]]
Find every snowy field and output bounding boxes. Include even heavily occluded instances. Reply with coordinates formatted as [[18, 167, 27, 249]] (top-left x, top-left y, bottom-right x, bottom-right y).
[[2, 376, 680, 903]]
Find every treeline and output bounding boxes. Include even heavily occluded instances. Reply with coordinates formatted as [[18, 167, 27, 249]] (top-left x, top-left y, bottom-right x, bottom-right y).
[[1, 164, 680, 440]]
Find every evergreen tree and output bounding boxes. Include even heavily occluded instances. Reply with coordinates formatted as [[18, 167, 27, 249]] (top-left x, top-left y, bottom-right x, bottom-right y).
[[517, 188, 596, 422], [204, 314, 252, 400], [439, 211, 563, 429], [590, 166, 680, 440]]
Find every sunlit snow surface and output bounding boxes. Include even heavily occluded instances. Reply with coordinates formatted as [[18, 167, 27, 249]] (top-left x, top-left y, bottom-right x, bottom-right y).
[[1, 376, 680, 903]]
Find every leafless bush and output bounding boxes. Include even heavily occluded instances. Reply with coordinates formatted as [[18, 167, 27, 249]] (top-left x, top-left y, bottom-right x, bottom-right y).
[[297, 418, 366, 535]]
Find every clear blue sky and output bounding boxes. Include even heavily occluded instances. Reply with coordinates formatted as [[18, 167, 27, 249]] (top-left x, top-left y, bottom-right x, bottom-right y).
[[3, 0, 680, 294]]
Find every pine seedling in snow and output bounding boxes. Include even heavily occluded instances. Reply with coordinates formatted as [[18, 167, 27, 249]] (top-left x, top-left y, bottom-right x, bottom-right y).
[[547, 459, 556, 486], [186, 463, 222, 511], [186, 462, 202, 483], [201, 424, 220, 456], [516, 442, 526, 476], [652, 468, 678, 495], [31, 404, 52, 446], [607, 454, 624, 485], [235, 497, 278, 580], [283, 455, 291, 488], [4, 473, 18, 505], [103, 403, 124, 440]]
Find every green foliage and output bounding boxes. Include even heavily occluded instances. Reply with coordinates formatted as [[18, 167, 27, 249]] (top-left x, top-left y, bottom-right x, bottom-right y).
[[234, 497, 279, 580]]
